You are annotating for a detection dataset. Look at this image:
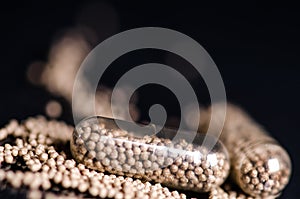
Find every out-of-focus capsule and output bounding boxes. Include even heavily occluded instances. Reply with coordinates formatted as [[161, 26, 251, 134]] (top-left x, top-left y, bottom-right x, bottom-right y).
[[204, 104, 292, 197], [70, 116, 230, 192]]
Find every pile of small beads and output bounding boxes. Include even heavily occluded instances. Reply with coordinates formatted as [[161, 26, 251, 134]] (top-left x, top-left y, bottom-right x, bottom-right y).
[[0, 116, 187, 199], [71, 116, 230, 193], [209, 183, 255, 199]]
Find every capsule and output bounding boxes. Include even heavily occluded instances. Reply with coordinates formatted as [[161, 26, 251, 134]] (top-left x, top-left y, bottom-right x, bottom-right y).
[[205, 104, 292, 197], [70, 116, 230, 192]]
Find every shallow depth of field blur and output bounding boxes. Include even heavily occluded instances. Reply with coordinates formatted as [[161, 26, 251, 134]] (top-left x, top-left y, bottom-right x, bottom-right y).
[[0, 1, 299, 198]]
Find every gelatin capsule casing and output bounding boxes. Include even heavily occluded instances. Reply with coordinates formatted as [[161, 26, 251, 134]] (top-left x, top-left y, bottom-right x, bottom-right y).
[[70, 116, 230, 192], [205, 104, 292, 197]]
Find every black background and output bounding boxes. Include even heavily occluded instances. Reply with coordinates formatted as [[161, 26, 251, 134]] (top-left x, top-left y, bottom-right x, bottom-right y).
[[0, 1, 299, 198]]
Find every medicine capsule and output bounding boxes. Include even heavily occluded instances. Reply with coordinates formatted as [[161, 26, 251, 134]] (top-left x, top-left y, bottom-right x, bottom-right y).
[[205, 104, 292, 197], [70, 116, 230, 192]]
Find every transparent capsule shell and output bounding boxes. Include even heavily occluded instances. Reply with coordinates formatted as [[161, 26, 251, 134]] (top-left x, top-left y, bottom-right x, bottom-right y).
[[70, 116, 230, 192], [206, 104, 292, 197], [234, 140, 291, 197]]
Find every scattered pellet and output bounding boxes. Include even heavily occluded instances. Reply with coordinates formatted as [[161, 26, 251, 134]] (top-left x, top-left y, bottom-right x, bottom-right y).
[[0, 116, 187, 199]]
